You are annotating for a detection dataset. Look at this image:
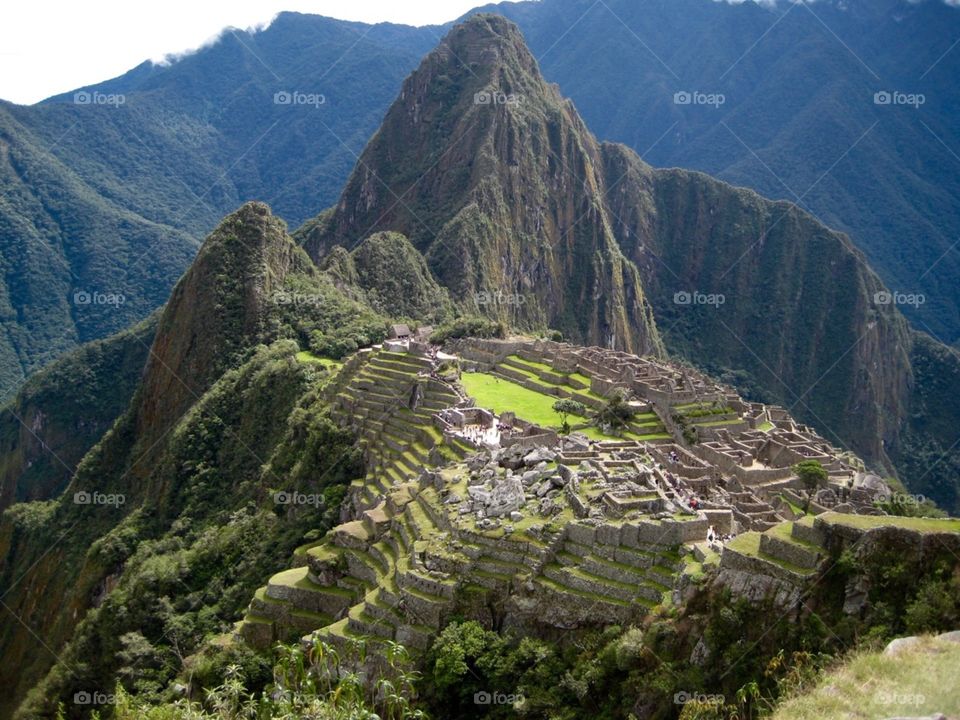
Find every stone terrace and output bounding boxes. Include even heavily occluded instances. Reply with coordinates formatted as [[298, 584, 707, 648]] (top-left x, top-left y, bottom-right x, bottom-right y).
[[235, 338, 897, 652]]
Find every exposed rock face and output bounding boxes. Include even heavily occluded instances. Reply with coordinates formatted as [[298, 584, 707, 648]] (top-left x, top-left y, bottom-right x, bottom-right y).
[[300, 15, 663, 357]]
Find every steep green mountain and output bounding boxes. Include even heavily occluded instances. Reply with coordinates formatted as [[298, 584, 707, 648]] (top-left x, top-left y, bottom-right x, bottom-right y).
[[0, 15, 438, 399], [479, 0, 960, 346], [294, 13, 960, 508], [321, 231, 454, 323], [0, 315, 156, 512], [6, 0, 960, 398], [0, 202, 389, 718], [299, 16, 664, 356], [1, 15, 960, 719]]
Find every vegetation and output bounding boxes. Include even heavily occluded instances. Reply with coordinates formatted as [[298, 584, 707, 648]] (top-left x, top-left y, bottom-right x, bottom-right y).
[[108, 636, 425, 720], [594, 390, 636, 436], [792, 461, 828, 494], [770, 635, 960, 720], [552, 398, 586, 434], [428, 317, 506, 344]]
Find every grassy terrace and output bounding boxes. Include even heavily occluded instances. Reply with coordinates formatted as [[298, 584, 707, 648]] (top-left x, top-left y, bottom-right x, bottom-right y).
[[461, 371, 669, 442], [295, 350, 343, 372], [819, 512, 960, 534], [726, 530, 816, 575], [461, 372, 585, 429], [502, 356, 607, 402]]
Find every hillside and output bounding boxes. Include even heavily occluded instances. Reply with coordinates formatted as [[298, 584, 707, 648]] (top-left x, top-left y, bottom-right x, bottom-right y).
[[771, 632, 960, 719], [0, 15, 438, 398], [0, 315, 156, 512], [5, 0, 960, 399], [0, 202, 391, 718]]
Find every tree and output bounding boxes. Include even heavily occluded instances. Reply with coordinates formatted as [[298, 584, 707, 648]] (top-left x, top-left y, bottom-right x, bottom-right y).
[[793, 460, 828, 494], [594, 389, 635, 436], [553, 398, 586, 434]]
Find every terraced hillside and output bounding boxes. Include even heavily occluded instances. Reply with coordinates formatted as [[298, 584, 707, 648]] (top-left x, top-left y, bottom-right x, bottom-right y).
[[235, 337, 919, 657]]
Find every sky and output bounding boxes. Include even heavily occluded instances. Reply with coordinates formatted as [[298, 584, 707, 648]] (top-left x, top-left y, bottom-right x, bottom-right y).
[[0, 0, 511, 105]]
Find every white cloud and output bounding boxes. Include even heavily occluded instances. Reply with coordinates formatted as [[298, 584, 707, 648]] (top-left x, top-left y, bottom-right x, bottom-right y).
[[0, 0, 508, 105]]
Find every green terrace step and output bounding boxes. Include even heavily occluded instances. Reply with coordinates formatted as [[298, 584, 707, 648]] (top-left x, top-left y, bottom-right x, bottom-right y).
[[533, 576, 633, 609], [543, 563, 658, 603], [347, 606, 395, 639], [266, 567, 358, 615]]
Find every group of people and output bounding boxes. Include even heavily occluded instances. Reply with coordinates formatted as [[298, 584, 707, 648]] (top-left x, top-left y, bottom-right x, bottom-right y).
[[461, 424, 496, 445], [706, 524, 733, 548]]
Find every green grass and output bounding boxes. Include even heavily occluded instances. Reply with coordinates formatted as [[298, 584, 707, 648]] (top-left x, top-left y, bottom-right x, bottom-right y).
[[819, 512, 960, 534], [758, 421, 775, 432], [296, 351, 343, 372], [771, 635, 960, 719], [460, 372, 583, 428]]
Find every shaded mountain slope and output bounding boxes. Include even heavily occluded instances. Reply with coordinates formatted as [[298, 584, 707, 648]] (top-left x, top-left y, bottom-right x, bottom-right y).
[[477, 0, 960, 346], [0, 314, 157, 513]]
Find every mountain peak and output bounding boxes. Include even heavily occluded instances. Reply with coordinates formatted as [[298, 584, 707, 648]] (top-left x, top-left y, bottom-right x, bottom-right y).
[[300, 16, 663, 356]]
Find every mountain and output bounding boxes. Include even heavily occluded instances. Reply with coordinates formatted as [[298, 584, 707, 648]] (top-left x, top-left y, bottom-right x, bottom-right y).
[[5, 0, 960, 400], [0, 315, 156, 513], [479, 0, 960, 346], [0, 106, 196, 397], [299, 16, 664, 356], [0, 201, 390, 718], [295, 13, 960, 510], [0, 14, 438, 400], [1, 15, 959, 719]]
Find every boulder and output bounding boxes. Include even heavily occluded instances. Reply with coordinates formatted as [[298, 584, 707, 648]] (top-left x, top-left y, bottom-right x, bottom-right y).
[[524, 447, 557, 466], [883, 636, 922, 657]]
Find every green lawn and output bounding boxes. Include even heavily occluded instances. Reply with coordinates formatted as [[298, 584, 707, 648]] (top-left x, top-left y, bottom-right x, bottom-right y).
[[296, 350, 343, 372], [461, 372, 574, 428], [462, 372, 671, 443]]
